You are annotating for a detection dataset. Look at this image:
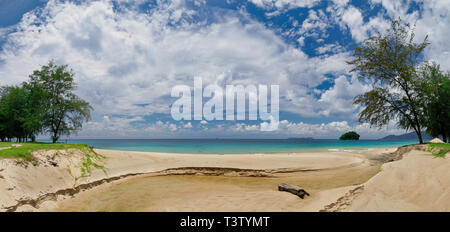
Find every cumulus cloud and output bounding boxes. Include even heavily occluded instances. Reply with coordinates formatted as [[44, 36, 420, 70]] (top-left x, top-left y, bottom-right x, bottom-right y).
[[0, 0, 447, 138], [317, 75, 370, 117], [274, 119, 404, 139], [249, 0, 320, 11], [327, 2, 390, 42], [0, 0, 355, 126], [405, 0, 450, 70], [79, 113, 402, 139], [298, 9, 331, 39]]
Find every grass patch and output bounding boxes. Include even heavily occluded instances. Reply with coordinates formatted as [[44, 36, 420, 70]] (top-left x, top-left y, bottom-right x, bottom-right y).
[[0, 142, 13, 148], [428, 143, 450, 158], [0, 142, 88, 160]]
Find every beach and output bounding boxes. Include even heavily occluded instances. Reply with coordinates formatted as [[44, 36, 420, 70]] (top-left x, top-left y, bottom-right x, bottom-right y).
[[1, 145, 449, 212], [0, 147, 383, 211], [48, 149, 382, 212]]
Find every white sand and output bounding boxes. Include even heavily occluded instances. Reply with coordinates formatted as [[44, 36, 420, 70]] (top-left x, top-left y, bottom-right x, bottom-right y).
[[343, 150, 450, 211], [430, 138, 445, 143], [92, 149, 367, 173], [4, 146, 449, 212], [0, 148, 370, 212]]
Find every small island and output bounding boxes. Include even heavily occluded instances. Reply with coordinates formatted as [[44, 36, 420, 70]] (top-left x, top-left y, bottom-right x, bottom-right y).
[[339, 131, 360, 140]]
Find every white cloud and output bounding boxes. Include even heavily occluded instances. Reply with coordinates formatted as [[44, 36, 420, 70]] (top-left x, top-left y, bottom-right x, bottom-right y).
[[327, 3, 390, 42], [318, 75, 370, 117], [0, 0, 354, 127], [367, 0, 450, 70], [2, 0, 446, 138], [249, 0, 320, 10], [183, 122, 193, 128], [276, 119, 404, 139], [298, 9, 330, 39], [217, 119, 404, 139], [315, 43, 344, 54], [78, 114, 404, 139], [412, 0, 450, 71]]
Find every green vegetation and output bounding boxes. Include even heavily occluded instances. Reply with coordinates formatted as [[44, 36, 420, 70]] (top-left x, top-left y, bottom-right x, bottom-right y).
[[0, 60, 92, 143], [339, 131, 360, 140], [417, 64, 450, 142], [67, 148, 107, 186], [428, 143, 450, 158], [348, 18, 449, 144], [0, 142, 91, 160]]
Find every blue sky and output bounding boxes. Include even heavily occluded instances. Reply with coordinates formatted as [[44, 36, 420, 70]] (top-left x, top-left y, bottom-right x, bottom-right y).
[[0, 0, 448, 139]]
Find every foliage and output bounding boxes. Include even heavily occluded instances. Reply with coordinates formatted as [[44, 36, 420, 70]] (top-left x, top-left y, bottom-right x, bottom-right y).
[[339, 131, 360, 140], [428, 143, 450, 158], [0, 85, 44, 142], [27, 61, 92, 143], [0, 60, 92, 143], [348, 18, 429, 144], [416, 63, 450, 142]]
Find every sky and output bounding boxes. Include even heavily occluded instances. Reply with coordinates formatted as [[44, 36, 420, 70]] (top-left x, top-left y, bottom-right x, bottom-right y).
[[0, 0, 448, 139]]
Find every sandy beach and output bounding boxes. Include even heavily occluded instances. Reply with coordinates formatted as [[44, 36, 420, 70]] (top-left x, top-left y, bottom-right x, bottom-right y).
[[1, 146, 449, 212], [0, 147, 383, 211], [48, 150, 381, 212]]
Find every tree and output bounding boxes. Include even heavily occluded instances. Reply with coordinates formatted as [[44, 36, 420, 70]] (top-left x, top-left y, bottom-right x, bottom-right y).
[[0, 87, 8, 141], [21, 82, 46, 142], [28, 61, 92, 143], [0, 86, 28, 142], [417, 63, 450, 142], [339, 131, 360, 140], [348, 18, 429, 144], [0, 85, 44, 142]]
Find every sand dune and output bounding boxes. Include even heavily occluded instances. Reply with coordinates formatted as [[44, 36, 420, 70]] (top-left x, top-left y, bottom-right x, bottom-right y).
[[342, 150, 450, 212]]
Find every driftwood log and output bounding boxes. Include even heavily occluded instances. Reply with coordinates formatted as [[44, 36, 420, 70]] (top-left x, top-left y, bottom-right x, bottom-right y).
[[278, 183, 310, 199]]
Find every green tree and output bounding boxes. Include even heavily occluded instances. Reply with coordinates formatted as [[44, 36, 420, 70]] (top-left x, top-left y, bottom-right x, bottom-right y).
[[417, 63, 450, 142], [348, 18, 429, 144], [0, 85, 44, 142], [0, 86, 28, 142], [339, 131, 360, 140], [0, 87, 8, 141], [22, 82, 46, 142], [28, 61, 92, 143]]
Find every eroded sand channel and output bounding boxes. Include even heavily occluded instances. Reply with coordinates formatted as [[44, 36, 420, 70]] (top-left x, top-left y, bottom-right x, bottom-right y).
[[51, 161, 380, 212]]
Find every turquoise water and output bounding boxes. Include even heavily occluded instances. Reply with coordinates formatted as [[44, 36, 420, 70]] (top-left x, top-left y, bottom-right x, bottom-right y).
[[50, 139, 419, 154]]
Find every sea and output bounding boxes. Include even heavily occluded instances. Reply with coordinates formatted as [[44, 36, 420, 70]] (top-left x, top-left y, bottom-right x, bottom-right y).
[[40, 139, 419, 154]]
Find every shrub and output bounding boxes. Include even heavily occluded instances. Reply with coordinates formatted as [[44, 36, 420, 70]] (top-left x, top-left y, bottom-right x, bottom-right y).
[[339, 131, 360, 140]]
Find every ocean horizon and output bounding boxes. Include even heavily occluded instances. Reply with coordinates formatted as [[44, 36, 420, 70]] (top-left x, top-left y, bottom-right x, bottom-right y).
[[38, 139, 420, 154]]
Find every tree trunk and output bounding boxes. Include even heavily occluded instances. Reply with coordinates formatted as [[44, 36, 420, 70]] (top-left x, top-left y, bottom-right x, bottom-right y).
[[52, 132, 58, 143], [414, 127, 423, 144], [443, 133, 448, 143]]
